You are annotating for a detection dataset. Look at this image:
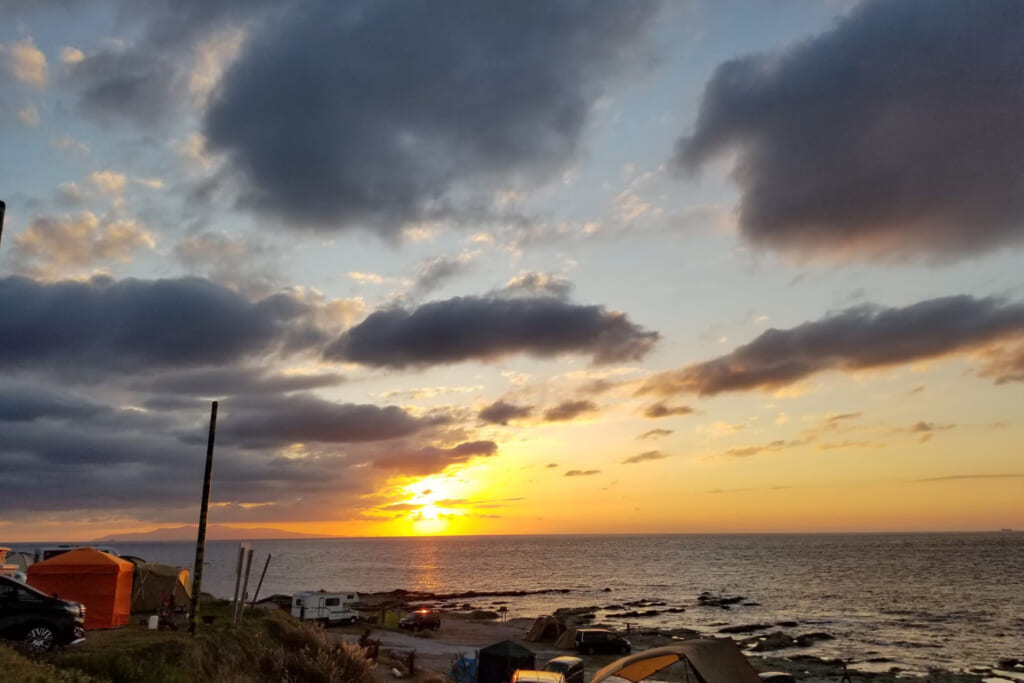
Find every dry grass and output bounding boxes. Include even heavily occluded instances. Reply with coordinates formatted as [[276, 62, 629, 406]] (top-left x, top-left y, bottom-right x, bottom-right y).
[[40, 600, 377, 683]]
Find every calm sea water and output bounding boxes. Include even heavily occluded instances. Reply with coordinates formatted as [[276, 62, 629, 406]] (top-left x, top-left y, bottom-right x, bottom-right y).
[[10, 533, 1022, 674]]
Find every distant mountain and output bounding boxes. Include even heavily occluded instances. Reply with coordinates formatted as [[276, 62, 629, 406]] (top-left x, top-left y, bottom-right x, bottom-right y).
[[93, 525, 333, 542]]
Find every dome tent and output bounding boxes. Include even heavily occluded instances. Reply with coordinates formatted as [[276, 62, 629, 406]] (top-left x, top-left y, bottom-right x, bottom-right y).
[[131, 562, 191, 613], [27, 547, 133, 630]]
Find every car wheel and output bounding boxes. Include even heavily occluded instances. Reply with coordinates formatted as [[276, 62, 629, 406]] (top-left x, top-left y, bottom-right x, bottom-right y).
[[24, 624, 56, 652], [620, 645, 629, 654]]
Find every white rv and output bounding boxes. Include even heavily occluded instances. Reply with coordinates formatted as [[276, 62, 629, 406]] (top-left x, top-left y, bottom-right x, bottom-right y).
[[291, 590, 359, 625]]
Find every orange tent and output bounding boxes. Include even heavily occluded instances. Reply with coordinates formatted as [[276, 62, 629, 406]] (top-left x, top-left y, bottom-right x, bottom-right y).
[[27, 548, 133, 630]]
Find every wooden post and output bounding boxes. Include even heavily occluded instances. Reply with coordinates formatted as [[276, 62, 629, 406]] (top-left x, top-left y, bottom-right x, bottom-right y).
[[230, 544, 246, 623], [251, 553, 272, 606], [189, 400, 218, 636], [0, 200, 6, 246], [235, 548, 254, 626]]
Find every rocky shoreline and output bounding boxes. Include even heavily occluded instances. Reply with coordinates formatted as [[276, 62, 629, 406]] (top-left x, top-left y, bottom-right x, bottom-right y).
[[305, 588, 1024, 682]]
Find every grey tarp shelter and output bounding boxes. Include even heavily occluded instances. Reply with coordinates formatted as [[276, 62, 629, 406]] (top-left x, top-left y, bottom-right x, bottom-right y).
[[477, 640, 536, 683], [590, 640, 761, 683]]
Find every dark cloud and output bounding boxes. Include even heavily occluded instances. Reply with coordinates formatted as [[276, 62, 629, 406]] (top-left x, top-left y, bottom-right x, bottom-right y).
[[643, 403, 694, 419], [638, 428, 673, 440], [0, 275, 325, 375], [139, 367, 344, 397], [326, 296, 658, 368], [218, 393, 426, 448], [369, 440, 498, 476], [543, 400, 597, 423], [564, 469, 600, 477], [621, 450, 668, 464], [639, 296, 1024, 396], [63, 0, 278, 125], [205, 0, 659, 234], [478, 400, 534, 426], [546, 463, 559, 468], [676, 0, 1024, 261], [0, 384, 108, 422]]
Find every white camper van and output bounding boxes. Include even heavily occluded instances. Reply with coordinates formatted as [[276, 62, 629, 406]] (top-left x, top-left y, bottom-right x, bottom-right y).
[[291, 590, 359, 625]]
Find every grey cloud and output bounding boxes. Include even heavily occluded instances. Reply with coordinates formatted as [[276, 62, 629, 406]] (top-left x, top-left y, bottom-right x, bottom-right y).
[[501, 272, 572, 300], [564, 469, 600, 477], [978, 347, 1024, 384], [621, 450, 668, 464], [205, 0, 659, 235], [139, 367, 344, 397], [639, 296, 1024, 397], [413, 255, 473, 298], [543, 400, 597, 423], [643, 403, 694, 419], [326, 296, 658, 368], [677, 0, 1024, 261], [218, 393, 426, 448], [638, 428, 673, 440], [0, 275, 326, 375], [0, 384, 108, 422], [369, 440, 498, 476], [478, 400, 533, 426]]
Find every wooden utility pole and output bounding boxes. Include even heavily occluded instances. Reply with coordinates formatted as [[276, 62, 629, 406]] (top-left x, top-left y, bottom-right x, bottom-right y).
[[189, 400, 218, 636], [1, 200, 6, 246]]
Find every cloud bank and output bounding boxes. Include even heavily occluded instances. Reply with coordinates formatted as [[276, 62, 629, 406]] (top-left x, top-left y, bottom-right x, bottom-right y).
[[677, 0, 1024, 261]]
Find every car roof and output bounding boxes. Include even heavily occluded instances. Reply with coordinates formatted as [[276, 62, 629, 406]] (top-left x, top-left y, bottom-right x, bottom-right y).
[[577, 628, 614, 634], [547, 657, 583, 664], [514, 671, 565, 683]]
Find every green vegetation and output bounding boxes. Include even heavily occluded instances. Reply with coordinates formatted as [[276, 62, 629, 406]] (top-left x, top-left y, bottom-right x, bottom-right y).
[[9, 600, 377, 683]]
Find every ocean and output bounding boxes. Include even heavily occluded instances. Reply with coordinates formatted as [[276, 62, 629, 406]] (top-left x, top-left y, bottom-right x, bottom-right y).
[[10, 533, 1022, 675]]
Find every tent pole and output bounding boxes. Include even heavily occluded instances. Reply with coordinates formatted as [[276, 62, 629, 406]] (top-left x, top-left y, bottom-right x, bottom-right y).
[[189, 400, 218, 636]]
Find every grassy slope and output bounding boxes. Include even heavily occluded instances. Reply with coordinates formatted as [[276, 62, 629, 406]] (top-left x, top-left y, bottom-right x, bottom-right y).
[[9, 600, 376, 683]]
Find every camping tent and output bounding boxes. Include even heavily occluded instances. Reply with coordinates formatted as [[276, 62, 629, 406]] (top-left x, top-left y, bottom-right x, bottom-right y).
[[554, 627, 578, 650], [27, 548, 133, 630], [590, 640, 761, 683], [525, 615, 564, 642], [131, 563, 191, 613], [477, 640, 536, 683]]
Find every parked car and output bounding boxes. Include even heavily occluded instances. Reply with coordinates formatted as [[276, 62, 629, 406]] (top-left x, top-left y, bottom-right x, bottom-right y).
[[574, 628, 631, 655], [758, 673, 795, 683], [399, 609, 441, 631], [544, 656, 585, 683], [0, 575, 85, 652], [512, 671, 565, 683]]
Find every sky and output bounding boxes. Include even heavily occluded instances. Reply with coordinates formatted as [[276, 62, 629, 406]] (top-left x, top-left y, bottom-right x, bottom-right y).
[[1, 0, 1022, 541]]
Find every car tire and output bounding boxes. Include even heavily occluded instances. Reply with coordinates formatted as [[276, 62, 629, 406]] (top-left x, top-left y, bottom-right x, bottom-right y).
[[24, 624, 56, 652], [620, 645, 629, 654]]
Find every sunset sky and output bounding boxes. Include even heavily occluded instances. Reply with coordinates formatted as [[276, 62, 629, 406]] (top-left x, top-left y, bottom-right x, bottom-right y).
[[1, 0, 1022, 541]]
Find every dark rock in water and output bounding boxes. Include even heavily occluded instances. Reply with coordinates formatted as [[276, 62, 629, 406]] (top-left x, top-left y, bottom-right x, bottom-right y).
[[697, 592, 745, 608], [742, 602, 760, 607], [624, 599, 667, 607], [602, 587, 612, 592], [998, 658, 1023, 669], [775, 621, 798, 627], [866, 658, 894, 663], [745, 631, 797, 652], [665, 607, 686, 613], [604, 604, 624, 610], [718, 623, 773, 634], [795, 632, 834, 646]]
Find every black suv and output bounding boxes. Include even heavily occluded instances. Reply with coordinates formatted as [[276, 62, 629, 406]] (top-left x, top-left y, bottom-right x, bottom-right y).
[[0, 575, 85, 652], [574, 628, 631, 655], [398, 609, 441, 631]]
